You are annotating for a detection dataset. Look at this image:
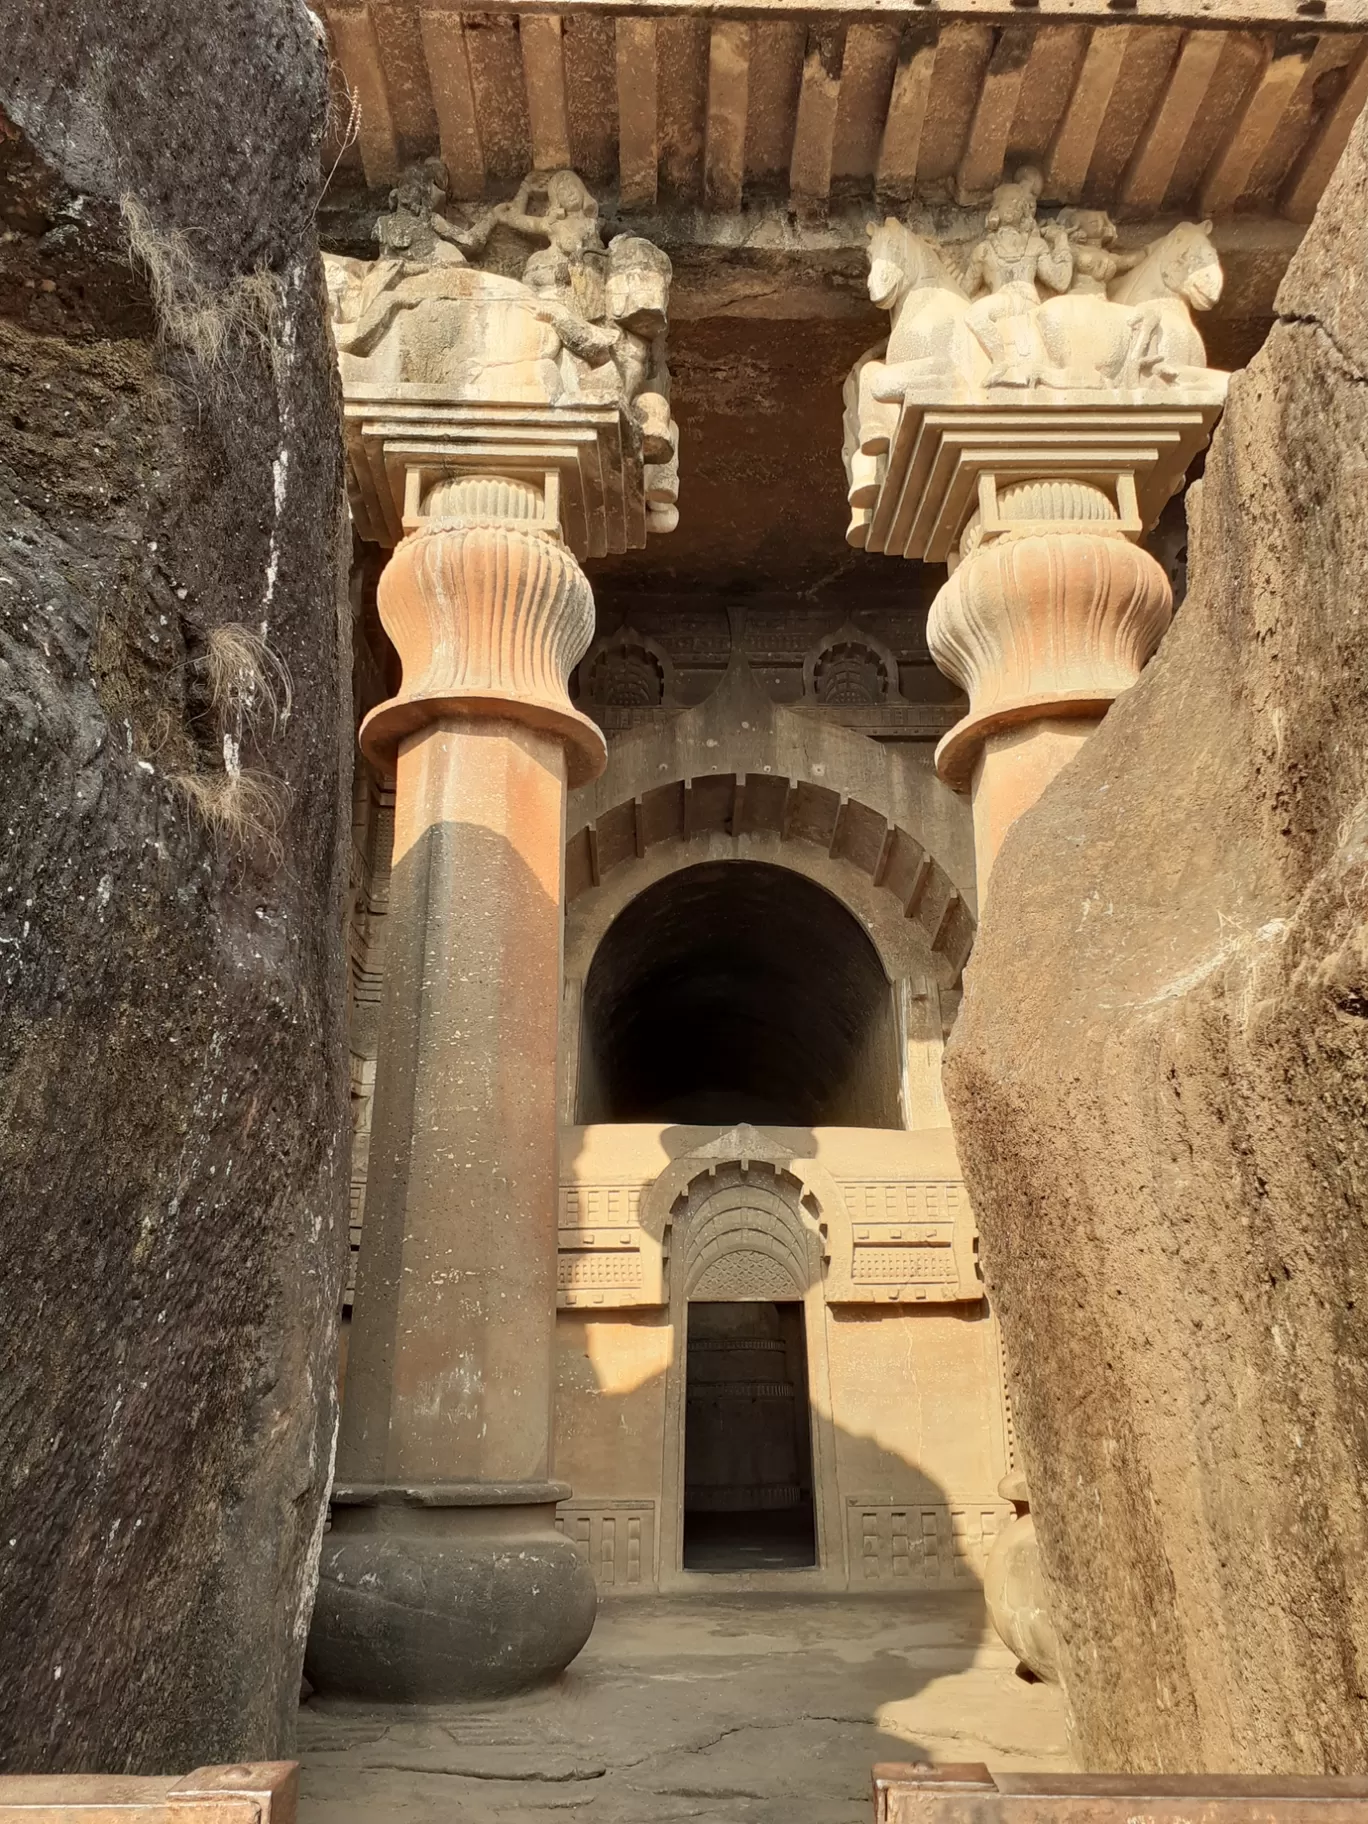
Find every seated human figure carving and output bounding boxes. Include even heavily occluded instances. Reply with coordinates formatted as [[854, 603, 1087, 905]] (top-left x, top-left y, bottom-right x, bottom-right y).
[[323, 163, 679, 446], [1034, 209, 1149, 390], [1034, 212, 1222, 391], [963, 167, 1072, 388]]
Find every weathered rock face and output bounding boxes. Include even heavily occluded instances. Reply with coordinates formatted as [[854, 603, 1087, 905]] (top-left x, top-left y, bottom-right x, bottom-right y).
[[0, 0, 348, 1774], [944, 112, 1368, 1771]]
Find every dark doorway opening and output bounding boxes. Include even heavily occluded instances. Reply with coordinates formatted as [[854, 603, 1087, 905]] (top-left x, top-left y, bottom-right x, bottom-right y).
[[577, 859, 902, 1128], [682, 1301, 817, 1571]]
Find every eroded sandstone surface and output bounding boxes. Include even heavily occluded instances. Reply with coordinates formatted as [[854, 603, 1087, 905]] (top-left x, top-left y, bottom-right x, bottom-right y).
[[944, 110, 1368, 1769], [0, 0, 348, 1772]]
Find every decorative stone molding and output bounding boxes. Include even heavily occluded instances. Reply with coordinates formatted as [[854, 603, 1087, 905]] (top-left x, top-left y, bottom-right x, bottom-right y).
[[557, 1175, 664, 1310], [555, 1499, 657, 1591], [848, 1498, 1013, 1588], [824, 1175, 981, 1306], [359, 474, 605, 787], [553, 1124, 985, 1311], [674, 1163, 822, 1300]]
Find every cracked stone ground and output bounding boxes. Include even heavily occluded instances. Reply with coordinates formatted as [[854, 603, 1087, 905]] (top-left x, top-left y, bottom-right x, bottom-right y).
[[298, 1592, 1071, 1823]]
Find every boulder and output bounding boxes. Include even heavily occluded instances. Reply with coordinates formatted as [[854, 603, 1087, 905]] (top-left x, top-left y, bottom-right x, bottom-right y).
[[0, 0, 348, 1772], [944, 108, 1368, 1769]]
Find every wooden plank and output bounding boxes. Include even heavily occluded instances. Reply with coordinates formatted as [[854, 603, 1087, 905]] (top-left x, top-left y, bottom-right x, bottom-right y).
[[420, 10, 485, 199], [564, 14, 618, 183], [1005, 24, 1090, 166], [657, 13, 709, 202], [790, 24, 847, 212], [417, 0, 1368, 29], [1282, 39, 1368, 219], [1159, 29, 1268, 204], [1201, 39, 1315, 212], [464, 12, 532, 182], [1044, 25, 1133, 201], [1085, 25, 1182, 198], [326, 4, 400, 186], [616, 17, 658, 207], [706, 20, 751, 209], [520, 13, 573, 170], [957, 24, 1035, 201], [745, 21, 806, 185], [831, 22, 901, 182], [1245, 31, 1359, 202], [370, 0, 439, 154], [916, 22, 994, 185], [875, 24, 938, 200], [1119, 28, 1227, 213]]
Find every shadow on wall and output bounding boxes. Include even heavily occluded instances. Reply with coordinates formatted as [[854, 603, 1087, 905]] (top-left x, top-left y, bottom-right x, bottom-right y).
[[554, 1118, 1010, 1637], [551, 1308, 999, 1759]]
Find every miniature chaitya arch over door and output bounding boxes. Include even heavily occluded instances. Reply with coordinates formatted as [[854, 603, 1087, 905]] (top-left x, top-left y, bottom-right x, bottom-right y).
[[657, 1159, 844, 1586]]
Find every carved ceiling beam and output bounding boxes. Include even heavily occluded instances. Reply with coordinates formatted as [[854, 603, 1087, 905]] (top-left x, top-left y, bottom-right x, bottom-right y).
[[316, 4, 1366, 262]]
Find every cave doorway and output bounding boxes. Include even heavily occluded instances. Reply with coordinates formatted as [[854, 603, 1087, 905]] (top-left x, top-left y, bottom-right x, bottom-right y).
[[681, 1300, 817, 1571], [577, 860, 902, 1127]]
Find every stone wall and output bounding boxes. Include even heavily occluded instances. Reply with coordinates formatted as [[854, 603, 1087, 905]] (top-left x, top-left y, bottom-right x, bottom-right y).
[[943, 110, 1368, 1768], [0, 0, 348, 1772]]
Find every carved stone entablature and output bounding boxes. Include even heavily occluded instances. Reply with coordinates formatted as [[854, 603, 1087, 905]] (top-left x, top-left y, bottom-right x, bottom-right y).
[[555, 1123, 984, 1312], [325, 163, 678, 560]]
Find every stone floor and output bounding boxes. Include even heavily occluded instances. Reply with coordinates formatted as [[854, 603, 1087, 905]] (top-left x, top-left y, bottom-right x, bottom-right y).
[[298, 1591, 1072, 1824]]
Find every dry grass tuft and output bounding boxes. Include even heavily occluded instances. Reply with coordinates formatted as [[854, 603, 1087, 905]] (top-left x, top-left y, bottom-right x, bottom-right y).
[[204, 622, 293, 739], [171, 767, 290, 868], [322, 69, 362, 203], [121, 195, 285, 372]]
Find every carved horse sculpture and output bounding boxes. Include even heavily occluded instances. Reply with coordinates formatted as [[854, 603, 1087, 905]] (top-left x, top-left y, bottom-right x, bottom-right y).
[[1109, 220, 1224, 385], [855, 220, 980, 455], [1025, 219, 1224, 391]]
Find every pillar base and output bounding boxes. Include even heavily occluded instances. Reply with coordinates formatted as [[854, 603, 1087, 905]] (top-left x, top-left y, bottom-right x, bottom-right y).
[[304, 1482, 597, 1700]]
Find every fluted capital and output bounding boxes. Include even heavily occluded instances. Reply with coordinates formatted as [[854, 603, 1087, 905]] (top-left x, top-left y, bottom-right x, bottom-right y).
[[929, 527, 1173, 790], [359, 476, 606, 786]]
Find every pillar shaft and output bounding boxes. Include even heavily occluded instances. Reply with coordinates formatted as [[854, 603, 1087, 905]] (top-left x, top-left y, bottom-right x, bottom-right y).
[[339, 716, 567, 1488], [307, 477, 603, 1701], [971, 718, 1101, 888]]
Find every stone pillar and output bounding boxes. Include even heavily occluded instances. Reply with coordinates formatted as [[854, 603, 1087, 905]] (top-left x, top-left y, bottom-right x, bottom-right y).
[[841, 185, 1227, 1679], [927, 482, 1174, 888], [841, 185, 1227, 900], [306, 476, 606, 1700]]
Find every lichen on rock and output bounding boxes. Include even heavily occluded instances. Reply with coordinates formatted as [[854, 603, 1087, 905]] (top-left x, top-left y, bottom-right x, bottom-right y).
[[0, 0, 349, 1774]]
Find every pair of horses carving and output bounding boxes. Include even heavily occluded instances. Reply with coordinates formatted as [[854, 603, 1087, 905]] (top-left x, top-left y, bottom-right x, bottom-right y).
[[847, 213, 1224, 480]]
